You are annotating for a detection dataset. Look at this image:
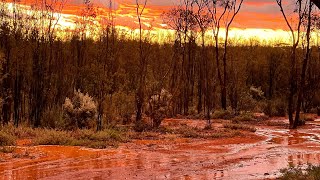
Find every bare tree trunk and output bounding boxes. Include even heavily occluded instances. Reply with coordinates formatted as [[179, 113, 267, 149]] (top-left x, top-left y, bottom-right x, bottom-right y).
[[294, 1, 313, 128], [215, 38, 224, 110], [276, 0, 303, 128], [222, 39, 228, 110], [14, 72, 21, 127], [288, 47, 296, 127], [135, 0, 147, 129]]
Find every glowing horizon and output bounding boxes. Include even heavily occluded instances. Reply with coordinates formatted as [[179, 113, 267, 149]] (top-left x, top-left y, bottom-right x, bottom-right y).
[[3, 0, 320, 46]]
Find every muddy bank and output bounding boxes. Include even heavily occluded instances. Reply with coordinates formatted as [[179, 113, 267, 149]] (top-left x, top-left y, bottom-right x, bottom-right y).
[[1, 119, 320, 180]]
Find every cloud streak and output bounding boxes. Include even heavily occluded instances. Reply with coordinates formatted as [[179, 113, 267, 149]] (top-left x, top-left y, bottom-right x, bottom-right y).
[[15, 0, 294, 30]]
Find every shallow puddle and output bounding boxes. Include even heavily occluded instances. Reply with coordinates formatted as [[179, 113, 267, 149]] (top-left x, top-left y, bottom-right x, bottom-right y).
[[1, 119, 320, 179]]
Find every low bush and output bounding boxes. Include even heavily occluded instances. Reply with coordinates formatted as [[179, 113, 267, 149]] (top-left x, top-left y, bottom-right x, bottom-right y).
[[34, 129, 73, 145], [211, 108, 235, 120], [174, 125, 245, 139], [253, 113, 270, 121], [33, 128, 128, 149], [134, 120, 152, 132], [175, 126, 202, 138], [232, 112, 256, 123], [0, 130, 16, 146], [41, 106, 65, 129], [238, 92, 259, 112], [63, 90, 97, 130], [279, 165, 320, 180], [266, 120, 287, 127], [209, 129, 243, 138], [129, 131, 164, 140], [223, 123, 256, 132], [13, 126, 37, 138], [146, 89, 172, 128], [0, 146, 16, 153], [111, 92, 136, 125], [300, 114, 316, 122], [263, 99, 286, 117], [79, 129, 125, 142]]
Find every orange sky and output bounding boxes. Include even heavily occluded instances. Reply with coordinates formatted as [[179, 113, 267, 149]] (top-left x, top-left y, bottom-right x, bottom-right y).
[[14, 0, 291, 30], [89, 0, 289, 30], [9, 0, 320, 45]]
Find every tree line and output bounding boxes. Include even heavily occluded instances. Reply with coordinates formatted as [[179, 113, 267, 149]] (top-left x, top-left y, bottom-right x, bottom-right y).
[[0, 0, 319, 130]]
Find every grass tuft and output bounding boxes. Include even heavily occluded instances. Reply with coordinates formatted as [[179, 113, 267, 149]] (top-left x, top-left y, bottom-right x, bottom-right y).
[[0, 131, 16, 146], [211, 109, 235, 120], [223, 123, 256, 132], [0, 146, 16, 153], [174, 125, 245, 139], [232, 112, 257, 123], [33, 128, 128, 149], [34, 129, 72, 145]]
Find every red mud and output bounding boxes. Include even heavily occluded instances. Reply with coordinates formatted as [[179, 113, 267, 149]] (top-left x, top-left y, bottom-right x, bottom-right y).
[[1, 119, 320, 180]]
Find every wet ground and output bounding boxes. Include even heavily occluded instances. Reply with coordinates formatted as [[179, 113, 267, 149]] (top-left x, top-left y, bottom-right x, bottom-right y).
[[1, 119, 320, 180]]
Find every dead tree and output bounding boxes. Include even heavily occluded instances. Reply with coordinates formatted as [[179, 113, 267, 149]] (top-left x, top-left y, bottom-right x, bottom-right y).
[[294, 0, 313, 128], [96, 0, 117, 130], [163, 1, 197, 116], [135, 0, 148, 129], [207, 0, 244, 110], [276, 0, 305, 128], [192, 0, 212, 122]]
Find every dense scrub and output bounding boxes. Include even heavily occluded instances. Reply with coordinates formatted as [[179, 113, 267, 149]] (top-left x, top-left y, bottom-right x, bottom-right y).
[[279, 165, 320, 180], [0, 122, 257, 150], [0, 2, 320, 130]]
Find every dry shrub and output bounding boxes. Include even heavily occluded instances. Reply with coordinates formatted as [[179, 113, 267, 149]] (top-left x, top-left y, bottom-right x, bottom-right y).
[[175, 126, 203, 138], [232, 112, 257, 123], [263, 99, 286, 117], [236, 87, 265, 112], [174, 125, 244, 139], [34, 128, 127, 148], [0, 130, 16, 146], [238, 92, 258, 112], [34, 129, 72, 145], [0, 124, 36, 139], [41, 106, 64, 129], [146, 89, 172, 128], [265, 120, 287, 127], [211, 108, 235, 120], [223, 123, 256, 132], [0, 146, 15, 153], [300, 114, 316, 122], [279, 165, 320, 180], [63, 90, 97, 129], [249, 86, 264, 100], [112, 92, 135, 125]]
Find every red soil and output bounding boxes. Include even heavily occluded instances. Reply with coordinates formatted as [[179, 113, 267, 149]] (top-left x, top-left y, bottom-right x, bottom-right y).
[[1, 118, 320, 179]]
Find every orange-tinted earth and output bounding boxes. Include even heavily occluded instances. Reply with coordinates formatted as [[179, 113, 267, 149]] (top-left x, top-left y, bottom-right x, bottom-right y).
[[1, 119, 320, 180]]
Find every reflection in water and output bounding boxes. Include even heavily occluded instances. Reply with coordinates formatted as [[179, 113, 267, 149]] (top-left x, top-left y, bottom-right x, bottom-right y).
[[288, 153, 320, 166], [1, 120, 320, 180]]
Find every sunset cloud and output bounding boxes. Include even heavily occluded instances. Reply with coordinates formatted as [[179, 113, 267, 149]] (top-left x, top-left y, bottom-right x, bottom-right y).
[[8, 0, 311, 44], [12, 0, 298, 30], [57, 0, 297, 30]]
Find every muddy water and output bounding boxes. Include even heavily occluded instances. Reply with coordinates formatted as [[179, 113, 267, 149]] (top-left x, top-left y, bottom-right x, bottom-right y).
[[1, 120, 320, 180]]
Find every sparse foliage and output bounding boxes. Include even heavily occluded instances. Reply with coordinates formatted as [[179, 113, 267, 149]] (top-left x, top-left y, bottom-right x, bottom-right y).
[[0, 0, 319, 132], [63, 90, 97, 129], [146, 89, 172, 128]]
